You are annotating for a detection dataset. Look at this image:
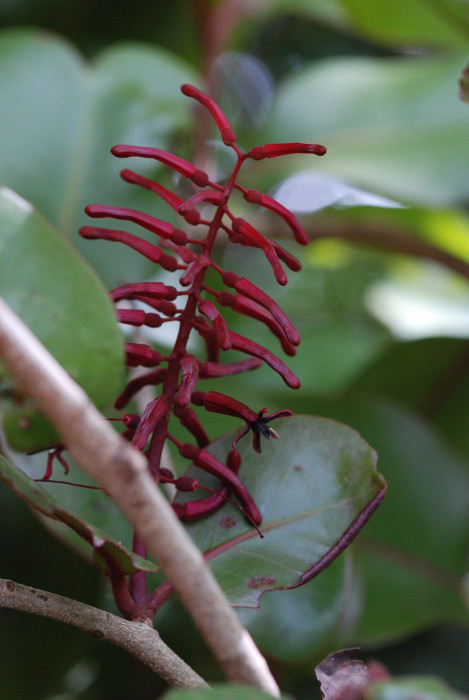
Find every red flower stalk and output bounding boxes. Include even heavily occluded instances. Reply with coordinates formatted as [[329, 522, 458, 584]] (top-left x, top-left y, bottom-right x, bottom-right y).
[[48, 82, 328, 616]]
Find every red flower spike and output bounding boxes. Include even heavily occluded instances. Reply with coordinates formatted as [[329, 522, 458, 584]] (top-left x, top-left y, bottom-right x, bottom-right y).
[[233, 407, 293, 453], [228, 331, 301, 389], [80, 226, 166, 265], [240, 187, 309, 246], [248, 142, 327, 160], [132, 397, 169, 451], [114, 369, 166, 410], [125, 342, 162, 368], [111, 145, 210, 187], [181, 84, 237, 146], [198, 358, 262, 378], [175, 355, 199, 407], [230, 218, 288, 285], [197, 299, 231, 351]]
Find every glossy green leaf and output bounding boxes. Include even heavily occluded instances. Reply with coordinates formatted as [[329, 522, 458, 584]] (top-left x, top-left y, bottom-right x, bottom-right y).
[[175, 415, 385, 607], [368, 676, 469, 700], [341, 0, 469, 51], [0, 187, 123, 451], [264, 54, 469, 206], [0, 28, 198, 287], [0, 455, 157, 576]]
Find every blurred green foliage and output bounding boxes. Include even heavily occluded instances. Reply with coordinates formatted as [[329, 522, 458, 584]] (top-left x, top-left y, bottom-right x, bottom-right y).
[[0, 1, 468, 698]]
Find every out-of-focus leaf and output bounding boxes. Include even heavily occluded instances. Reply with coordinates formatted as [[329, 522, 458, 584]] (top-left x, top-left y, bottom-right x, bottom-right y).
[[0, 28, 198, 287], [164, 685, 289, 700], [0, 455, 157, 576], [274, 172, 404, 212], [263, 54, 469, 206], [341, 0, 469, 51], [368, 675, 469, 700], [175, 415, 385, 607], [302, 396, 469, 644], [0, 187, 123, 451]]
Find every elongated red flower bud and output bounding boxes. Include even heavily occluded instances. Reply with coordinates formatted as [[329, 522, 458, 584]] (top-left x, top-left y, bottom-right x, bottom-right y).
[[248, 142, 327, 160], [228, 331, 301, 389], [84, 205, 187, 245], [178, 189, 225, 216], [114, 368, 166, 409], [231, 218, 287, 285], [175, 355, 199, 407], [181, 84, 237, 145], [217, 291, 296, 356], [125, 342, 162, 368], [198, 358, 262, 378], [178, 444, 262, 525], [179, 254, 212, 287], [198, 299, 231, 350], [116, 308, 146, 326], [80, 226, 166, 265], [110, 283, 177, 302], [240, 187, 309, 245], [196, 390, 258, 423], [119, 168, 196, 217], [271, 242, 302, 272], [132, 396, 168, 450], [172, 405, 210, 447], [172, 485, 232, 522], [111, 145, 210, 187], [222, 271, 300, 346]]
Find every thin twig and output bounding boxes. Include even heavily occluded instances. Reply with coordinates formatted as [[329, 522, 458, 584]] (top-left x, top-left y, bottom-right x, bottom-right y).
[[0, 578, 207, 689], [0, 298, 279, 697]]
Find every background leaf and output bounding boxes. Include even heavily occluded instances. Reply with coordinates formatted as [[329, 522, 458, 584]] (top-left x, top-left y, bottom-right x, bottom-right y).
[[0, 187, 123, 451]]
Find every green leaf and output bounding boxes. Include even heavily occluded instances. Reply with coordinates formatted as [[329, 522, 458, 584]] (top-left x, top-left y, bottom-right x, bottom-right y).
[[264, 54, 469, 206], [0, 28, 198, 287], [305, 396, 469, 644], [0, 455, 157, 576], [164, 684, 290, 700], [0, 187, 123, 451], [368, 676, 469, 700], [341, 0, 469, 51], [176, 415, 385, 607]]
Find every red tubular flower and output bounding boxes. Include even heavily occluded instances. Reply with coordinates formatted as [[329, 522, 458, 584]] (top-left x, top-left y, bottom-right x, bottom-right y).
[[239, 187, 309, 245], [110, 283, 177, 302], [131, 396, 168, 451], [114, 369, 166, 410], [172, 405, 210, 447], [175, 355, 199, 407], [197, 299, 231, 351], [80, 226, 182, 269], [198, 358, 262, 378], [222, 271, 300, 346], [181, 83, 237, 146], [111, 144, 210, 187], [248, 142, 327, 160], [84, 204, 188, 245], [228, 332, 301, 389], [229, 218, 288, 286], [125, 342, 162, 368]]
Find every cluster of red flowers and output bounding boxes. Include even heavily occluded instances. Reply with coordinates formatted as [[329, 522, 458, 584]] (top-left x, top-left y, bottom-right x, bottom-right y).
[[77, 84, 327, 528]]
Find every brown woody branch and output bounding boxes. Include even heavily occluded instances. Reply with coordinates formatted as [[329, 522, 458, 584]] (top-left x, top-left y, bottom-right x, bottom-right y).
[[0, 578, 207, 689]]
